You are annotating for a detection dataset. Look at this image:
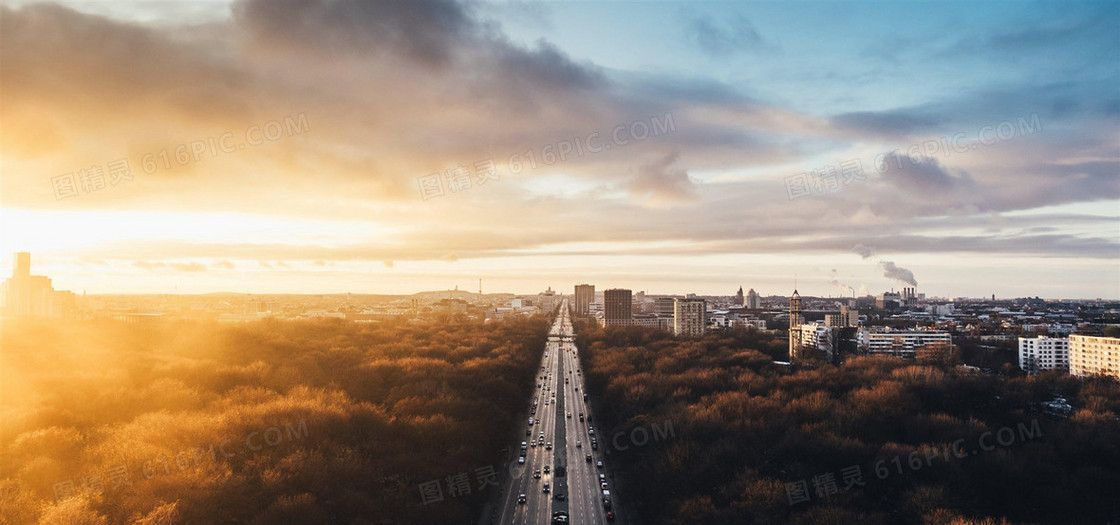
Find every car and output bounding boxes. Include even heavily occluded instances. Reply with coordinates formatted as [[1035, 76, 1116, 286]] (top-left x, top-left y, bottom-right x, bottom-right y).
[[601, 481, 608, 489], [586, 454, 593, 462], [521, 441, 528, 449], [518, 493, 527, 504], [575, 386, 579, 391], [544, 465, 550, 473], [599, 474, 605, 482], [528, 418, 534, 425], [579, 414, 584, 422], [606, 510, 615, 521], [518, 456, 525, 464], [542, 482, 550, 493], [566, 412, 571, 418], [589, 427, 595, 435], [526, 428, 531, 436], [531, 441, 536, 447], [533, 468, 541, 478], [576, 440, 581, 448], [546, 442, 552, 450]]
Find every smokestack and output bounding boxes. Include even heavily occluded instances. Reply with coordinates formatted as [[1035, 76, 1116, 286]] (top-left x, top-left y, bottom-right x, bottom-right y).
[[14, 252, 30, 278]]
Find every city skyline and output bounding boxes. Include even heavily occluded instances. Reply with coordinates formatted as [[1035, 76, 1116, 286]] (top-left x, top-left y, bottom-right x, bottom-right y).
[[2, 1, 1117, 299]]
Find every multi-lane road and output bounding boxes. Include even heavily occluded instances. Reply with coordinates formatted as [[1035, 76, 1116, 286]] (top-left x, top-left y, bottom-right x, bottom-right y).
[[495, 300, 620, 525]]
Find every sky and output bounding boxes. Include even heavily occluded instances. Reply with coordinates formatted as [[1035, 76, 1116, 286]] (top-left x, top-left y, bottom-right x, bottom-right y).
[[1, 0, 1118, 299]]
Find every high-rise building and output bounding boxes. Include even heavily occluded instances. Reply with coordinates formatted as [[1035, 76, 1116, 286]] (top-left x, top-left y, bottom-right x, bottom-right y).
[[673, 298, 706, 336], [1018, 336, 1070, 374], [538, 287, 559, 314], [745, 288, 761, 309], [734, 286, 744, 306], [1, 252, 76, 318], [789, 289, 803, 360], [1069, 335, 1120, 379], [603, 288, 632, 327], [574, 284, 595, 316]]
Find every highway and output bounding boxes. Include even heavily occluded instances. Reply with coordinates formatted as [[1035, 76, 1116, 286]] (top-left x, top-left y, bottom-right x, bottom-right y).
[[494, 299, 620, 525]]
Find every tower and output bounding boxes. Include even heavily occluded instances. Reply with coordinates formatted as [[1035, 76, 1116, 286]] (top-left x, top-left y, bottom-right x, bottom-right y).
[[789, 288, 802, 361], [14, 252, 30, 278]]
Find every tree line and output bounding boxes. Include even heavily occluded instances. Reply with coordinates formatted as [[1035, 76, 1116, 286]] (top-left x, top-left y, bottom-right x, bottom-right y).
[[1, 315, 549, 524], [573, 321, 1120, 524]]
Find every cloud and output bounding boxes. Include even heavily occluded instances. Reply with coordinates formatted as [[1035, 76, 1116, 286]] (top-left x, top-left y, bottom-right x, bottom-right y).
[[684, 14, 772, 56], [851, 244, 875, 259], [877, 152, 976, 193], [627, 152, 698, 206], [879, 260, 917, 286], [132, 260, 206, 272], [233, 0, 476, 66], [170, 262, 207, 272], [213, 260, 235, 270], [831, 110, 941, 137]]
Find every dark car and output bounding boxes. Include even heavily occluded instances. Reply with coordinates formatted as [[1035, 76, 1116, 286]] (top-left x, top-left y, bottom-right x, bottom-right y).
[[518, 493, 527, 504]]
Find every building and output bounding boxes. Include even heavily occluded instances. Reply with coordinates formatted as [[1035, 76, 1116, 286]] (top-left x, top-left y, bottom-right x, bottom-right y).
[[603, 288, 632, 327], [538, 287, 559, 314], [789, 289, 803, 360], [825, 304, 859, 327], [1069, 335, 1120, 379], [574, 284, 595, 316], [673, 298, 706, 336], [862, 329, 952, 359], [654, 297, 676, 317], [632, 314, 671, 331], [734, 286, 744, 306], [876, 291, 902, 310], [1018, 336, 1070, 374], [745, 288, 761, 309], [0, 252, 76, 318], [796, 322, 834, 360]]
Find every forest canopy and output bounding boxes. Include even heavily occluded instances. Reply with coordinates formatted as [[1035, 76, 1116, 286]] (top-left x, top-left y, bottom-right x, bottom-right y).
[[1, 315, 548, 524], [574, 322, 1120, 525]]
